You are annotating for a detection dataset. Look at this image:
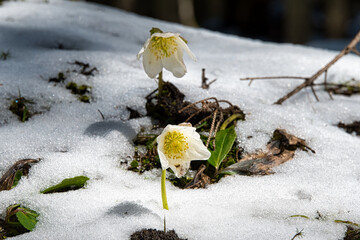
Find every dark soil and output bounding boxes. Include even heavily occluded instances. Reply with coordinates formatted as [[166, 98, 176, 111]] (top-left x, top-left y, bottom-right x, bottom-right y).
[[338, 121, 360, 136], [130, 229, 186, 240], [129, 81, 246, 188], [145, 81, 245, 126], [343, 226, 360, 240]]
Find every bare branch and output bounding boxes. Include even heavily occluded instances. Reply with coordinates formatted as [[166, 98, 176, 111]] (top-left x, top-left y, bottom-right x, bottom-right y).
[[274, 30, 360, 104], [201, 68, 217, 89], [240, 30, 360, 104], [351, 47, 360, 56], [240, 76, 308, 81]]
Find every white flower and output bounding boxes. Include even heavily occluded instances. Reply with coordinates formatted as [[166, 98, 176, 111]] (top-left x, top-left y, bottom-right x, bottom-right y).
[[137, 32, 196, 78], [157, 123, 211, 178]]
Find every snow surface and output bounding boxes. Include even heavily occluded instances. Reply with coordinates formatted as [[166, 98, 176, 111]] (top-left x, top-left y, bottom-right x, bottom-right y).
[[0, 1, 360, 239]]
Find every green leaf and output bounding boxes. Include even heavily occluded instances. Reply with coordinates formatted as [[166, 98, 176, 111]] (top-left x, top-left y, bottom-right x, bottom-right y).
[[207, 126, 237, 170], [290, 215, 310, 219], [40, 176, 89, 194], [11, 170, 23, 189], [150, 27, 163, 35], [334, 220, 360, 227], [15, 208, 39, 231]]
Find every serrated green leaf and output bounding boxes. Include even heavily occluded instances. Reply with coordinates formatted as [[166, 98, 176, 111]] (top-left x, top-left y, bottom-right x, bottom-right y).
[[207, 126, 236, 170], [40, 176, 89, 194], [16, 210, 38, 231]]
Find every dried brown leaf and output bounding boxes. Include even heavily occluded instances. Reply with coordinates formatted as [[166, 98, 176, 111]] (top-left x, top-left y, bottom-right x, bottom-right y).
[[224, 129, 314, 175], [0, 159, 40, 191]]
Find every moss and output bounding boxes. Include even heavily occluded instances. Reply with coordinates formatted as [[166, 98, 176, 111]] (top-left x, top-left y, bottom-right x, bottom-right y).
[[65, 82, 91, 103], [78, 95, 90, 103]]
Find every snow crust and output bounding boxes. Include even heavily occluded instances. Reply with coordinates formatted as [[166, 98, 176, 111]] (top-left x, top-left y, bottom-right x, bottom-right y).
[[0, 1, 359, 239]]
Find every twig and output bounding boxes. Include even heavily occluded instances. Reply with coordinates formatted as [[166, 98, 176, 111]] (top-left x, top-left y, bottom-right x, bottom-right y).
[[240, 76, 307, 86], [207, 109, 217, 148], [201, 68, 217, 89], [97, 109, 105, 120], [178, 97, 237, 148], [240, 30, 360, 104], [274, 30, 360, 104], [352, 47, 360, 56], [310, 84, 319, 101], [178, 97, 219, 113], [323, 70, 333, 100], [291, 228, 304, 240]]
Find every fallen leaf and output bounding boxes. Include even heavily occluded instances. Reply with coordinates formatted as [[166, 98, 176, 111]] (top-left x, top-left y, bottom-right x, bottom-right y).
[[223, 129, 315, 175], [0, 159, 40, 191]]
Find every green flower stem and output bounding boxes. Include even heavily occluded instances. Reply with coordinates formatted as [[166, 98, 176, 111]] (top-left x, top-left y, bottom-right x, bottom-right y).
[[220, 113, 243, 130], [161, 169, 169, 210], [158, 71, 164, 96]]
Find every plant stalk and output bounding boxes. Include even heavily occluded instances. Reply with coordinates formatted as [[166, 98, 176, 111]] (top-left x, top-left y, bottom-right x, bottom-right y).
[[161, 169, 169, 210], [158, 71, 164, 96], [220, 113, 243, 130]]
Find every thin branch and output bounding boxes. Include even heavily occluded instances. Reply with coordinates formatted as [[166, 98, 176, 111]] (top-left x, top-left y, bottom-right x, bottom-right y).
[[178, 97, 219, 113], [201, 68, 217, 89], [240, 76, 308, 86], [274, 30, 360, 104], [97, 109, 105, 120], [323, 70, 333, 100], [240, 30, 360, 104], [240, 76, 308, 81], [310, 84, 320, 102], [206, 109, 217, 148], [351, 47, 360, 56], [291, 228, 304, 240]]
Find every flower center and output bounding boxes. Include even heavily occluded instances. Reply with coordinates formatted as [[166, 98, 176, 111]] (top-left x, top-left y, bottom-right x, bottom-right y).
[[163, 131, 189, 160], [150, 36, 178, 59]]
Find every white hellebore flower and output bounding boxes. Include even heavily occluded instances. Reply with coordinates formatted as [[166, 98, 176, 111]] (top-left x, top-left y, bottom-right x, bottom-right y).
[[157, 123, 211, 178], [137, 32, 196, 78]]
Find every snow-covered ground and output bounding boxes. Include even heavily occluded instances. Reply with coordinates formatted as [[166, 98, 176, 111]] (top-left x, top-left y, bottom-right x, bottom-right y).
[[1, 1, 360, 239]]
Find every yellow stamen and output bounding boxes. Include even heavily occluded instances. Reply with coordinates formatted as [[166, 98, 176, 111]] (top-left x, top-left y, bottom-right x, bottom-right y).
[[150, 36, 178, 60], [163, 131, 188, 159]]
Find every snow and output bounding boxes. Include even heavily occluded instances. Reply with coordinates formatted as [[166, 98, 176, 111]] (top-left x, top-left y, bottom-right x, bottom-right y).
[[0, 1, 360, 239]]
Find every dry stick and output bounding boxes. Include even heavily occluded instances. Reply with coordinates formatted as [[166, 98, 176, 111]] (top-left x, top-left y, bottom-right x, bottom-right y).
[[352, 47, 360, 56], [274, 30, 360, 105], [310, 85, 320, 102], [240, 76, 308, 86], [179, 97, 220, 113], [206, 109, 218, 148], [201, 68, 217, 89], [324, 70, 334, 100], [212, 111, 223, 148]]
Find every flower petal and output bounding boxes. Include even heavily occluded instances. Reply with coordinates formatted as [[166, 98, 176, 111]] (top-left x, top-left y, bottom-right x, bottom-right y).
[[175, 36, 196, 61], [169, 161, 190, 178], [136, 38, 150, 60], [142, 47, 163, 78], [158, 148, 169, 170], [157, 124, 211, 178], [181, 127, 211, 161], [162, 50, 186, 78]]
